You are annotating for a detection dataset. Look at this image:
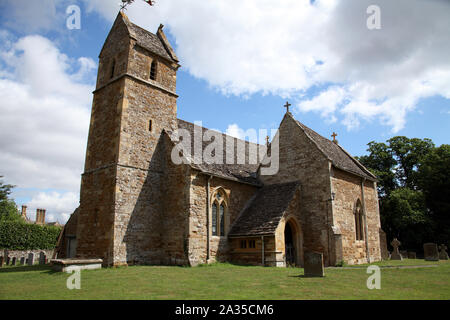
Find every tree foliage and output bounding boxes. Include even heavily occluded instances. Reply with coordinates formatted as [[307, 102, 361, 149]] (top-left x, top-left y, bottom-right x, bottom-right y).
[[0, 176, 21, 222], [357, 137, 449, 253]]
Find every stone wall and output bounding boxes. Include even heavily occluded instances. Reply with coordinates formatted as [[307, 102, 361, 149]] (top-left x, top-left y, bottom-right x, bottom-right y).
[[330, 167, 381, 264], [260, 113, 333, 265], [188, 173, 258, 266]]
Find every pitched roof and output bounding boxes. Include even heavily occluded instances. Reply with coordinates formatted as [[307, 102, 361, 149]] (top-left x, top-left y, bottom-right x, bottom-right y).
[[291, 115, 377, 180], [119, 12, 177, 63], [170, 119, 262, 185], [228, 181, 300, 237]]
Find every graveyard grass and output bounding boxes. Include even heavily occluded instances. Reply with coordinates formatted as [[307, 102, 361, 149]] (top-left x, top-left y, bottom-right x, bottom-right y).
[[0, 260, 449, 300]]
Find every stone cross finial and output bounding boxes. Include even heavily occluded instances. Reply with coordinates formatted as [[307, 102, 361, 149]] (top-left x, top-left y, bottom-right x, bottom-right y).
[[265, 136, 270, 145], [391, 238, 401, 248], [390, 238, 403, 260], [284, 101, 291, 113], [439, 244, 447, 251], [331, 132, 338, 142]]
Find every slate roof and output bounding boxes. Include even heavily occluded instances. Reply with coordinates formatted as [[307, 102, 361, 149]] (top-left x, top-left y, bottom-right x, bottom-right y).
[[172, 119, 263, 185], [228, 181, 300, 237], [292, 116, 377, 180]]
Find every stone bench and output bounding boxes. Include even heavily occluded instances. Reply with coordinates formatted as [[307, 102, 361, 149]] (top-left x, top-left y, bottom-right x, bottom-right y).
[[50, 259, 103, 272]]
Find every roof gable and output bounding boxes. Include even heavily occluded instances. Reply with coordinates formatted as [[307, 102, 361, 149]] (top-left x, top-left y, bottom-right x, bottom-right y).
[[286, 113, 376, 180], [100, 12, 177, 63]]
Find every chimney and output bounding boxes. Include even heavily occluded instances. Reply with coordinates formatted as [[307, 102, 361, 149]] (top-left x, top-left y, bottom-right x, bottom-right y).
[[35, 209, 46, 225], [21, 205, 27, 219]]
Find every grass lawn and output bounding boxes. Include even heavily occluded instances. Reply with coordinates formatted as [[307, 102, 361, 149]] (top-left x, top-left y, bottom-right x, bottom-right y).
[[0, 260, 449, 300]]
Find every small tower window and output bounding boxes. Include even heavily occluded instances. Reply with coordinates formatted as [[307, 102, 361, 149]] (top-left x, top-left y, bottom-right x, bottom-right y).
[[110, 59, 116, 79], [150, 60, 157, 80], [149, 120, 153, 132]]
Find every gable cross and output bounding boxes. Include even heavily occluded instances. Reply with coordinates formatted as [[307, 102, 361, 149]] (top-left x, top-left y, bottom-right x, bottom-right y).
[[284, 101, 291, 113], [331, 132, 338, 142]]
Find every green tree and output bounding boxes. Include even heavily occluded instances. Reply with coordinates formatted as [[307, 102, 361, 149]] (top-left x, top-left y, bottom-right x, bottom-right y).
[[381, 188, 433, 249], [357, 141, 397, 197], [417, 144, 450, 245], [358, 137, 447, 252], [0, 176, 21, 222]]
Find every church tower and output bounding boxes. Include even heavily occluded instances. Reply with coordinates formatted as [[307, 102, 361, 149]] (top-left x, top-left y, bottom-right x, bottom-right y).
[[76, 12, 180, 266]]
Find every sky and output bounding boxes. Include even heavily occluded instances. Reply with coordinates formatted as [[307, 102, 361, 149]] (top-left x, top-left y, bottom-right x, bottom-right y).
[[0, 0, 449, 224]]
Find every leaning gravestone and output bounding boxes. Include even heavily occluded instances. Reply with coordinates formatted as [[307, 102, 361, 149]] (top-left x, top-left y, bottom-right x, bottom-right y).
[[407, 252, 417, 259], [20, 257, 25, 265], [423, 243, 439, 261], [39, 252, 46, 265], [27, 253, 34, 266], [390, 238, 403, 260], [439, 244, 449, 260], [304, 251, 324, 277]]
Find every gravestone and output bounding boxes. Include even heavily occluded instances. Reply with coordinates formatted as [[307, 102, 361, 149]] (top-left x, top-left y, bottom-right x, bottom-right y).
[[390, 238, 403, 260], [39, 252, 46, 265], [423, 243, 439, 261], [407, 252, 417, 259], [400, 250, 408, 259], [304, 252, 324, 277], [20, 257, 25, 265], [27, 253, 34, 266], [0, 256, 4, 267], [439, 244, 449, 260], [11, 257, 17, 266]]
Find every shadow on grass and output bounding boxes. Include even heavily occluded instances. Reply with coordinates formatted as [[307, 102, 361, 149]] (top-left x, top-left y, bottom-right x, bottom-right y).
[[0, 265, 52, 273]]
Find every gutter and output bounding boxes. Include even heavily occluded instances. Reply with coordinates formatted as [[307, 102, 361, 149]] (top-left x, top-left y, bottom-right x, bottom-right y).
[[206, 175, 213, 263], [361, 178, 371, 263]]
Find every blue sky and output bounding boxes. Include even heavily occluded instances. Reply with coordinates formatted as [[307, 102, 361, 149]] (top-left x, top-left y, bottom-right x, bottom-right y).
[[0, 0, 449, 223]]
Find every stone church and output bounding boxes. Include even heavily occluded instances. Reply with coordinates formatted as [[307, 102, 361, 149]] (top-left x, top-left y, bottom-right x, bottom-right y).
[[59, 12, 384, 267]]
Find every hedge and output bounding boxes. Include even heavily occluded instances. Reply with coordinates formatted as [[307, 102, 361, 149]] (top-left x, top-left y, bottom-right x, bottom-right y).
[[0, 221, 62, 250]]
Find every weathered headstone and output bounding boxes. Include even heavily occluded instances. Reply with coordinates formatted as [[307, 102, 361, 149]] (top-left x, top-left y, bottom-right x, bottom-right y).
[[27, 253, 34, 266], [423, 243, 439, 261], [390, 238, 403, 260], [20, 257, 25, 265], [439, 244, 449, 260], [304, 251, 324, 277], [0, 256, 4, 267], [11, 257, 17, 266], [400, 250, 408, 259], [39, 252, 46, 265], [407, 252, 417, 259]]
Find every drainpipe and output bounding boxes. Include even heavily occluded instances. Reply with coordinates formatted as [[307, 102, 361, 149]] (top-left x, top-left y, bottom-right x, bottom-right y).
[[261, 235, 265, 266], [206, 175, 213, 263], [361, 178, 371, 263]]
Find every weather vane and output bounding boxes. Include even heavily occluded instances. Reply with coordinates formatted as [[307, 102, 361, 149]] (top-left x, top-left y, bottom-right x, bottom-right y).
[[120, 0, 155, 11]]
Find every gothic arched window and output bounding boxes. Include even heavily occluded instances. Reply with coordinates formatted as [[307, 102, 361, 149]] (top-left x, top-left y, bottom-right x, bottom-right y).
[[355, 199, 364, 241], [150, 60, 157, 80], [212, 189, 227, 236]]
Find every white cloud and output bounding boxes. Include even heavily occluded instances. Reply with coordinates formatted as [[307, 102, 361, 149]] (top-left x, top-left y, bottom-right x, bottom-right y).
[[27, 191, 78, 224], [0, 0, 64, 33], [83, 0, 450, 132], [0, 35, 94, 223]]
